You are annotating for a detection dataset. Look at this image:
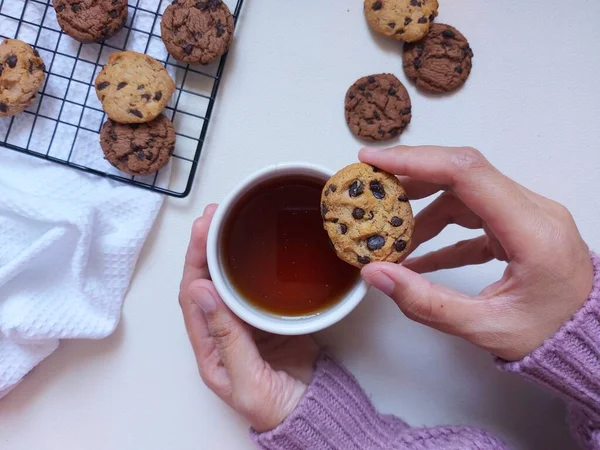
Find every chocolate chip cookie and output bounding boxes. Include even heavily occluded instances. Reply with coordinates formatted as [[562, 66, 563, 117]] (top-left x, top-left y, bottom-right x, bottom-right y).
[[53, 0, 128, 43], [403, 24, 474, 93], [0, 39, 46, 118], [161, 0, 235, 65], [345, 74, 412, 141], [364, 0, 439, 43], [321, 163, 414, 268], [100, 114, 176, 176], [95, 51, 175, 124]]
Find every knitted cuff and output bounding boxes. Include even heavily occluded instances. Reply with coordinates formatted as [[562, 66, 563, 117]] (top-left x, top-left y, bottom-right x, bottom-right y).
[[500, 253, 600, 420], [251, 354, 409, 450]]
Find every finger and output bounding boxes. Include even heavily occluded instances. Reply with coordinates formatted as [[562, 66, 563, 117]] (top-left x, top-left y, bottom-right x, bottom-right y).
[[404, 235, 494, 274], [188, 280, 264, 392], [395, 176, 442, 200], [180, 204, 218, 289], [359, 146, 532, 252], [409, 193, 483, 253], [362, 262, 485, 336]]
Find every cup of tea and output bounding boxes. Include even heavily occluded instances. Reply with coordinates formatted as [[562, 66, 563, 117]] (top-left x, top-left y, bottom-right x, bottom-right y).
[[206, 162, 368, 335]]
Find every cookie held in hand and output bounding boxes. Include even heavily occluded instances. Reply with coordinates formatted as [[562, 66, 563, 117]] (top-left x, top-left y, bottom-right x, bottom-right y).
[[321, 163, 414, 268]]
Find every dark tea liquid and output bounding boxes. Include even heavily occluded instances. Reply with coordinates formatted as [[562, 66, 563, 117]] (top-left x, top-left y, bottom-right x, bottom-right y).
[[221, 175, 359, 316]]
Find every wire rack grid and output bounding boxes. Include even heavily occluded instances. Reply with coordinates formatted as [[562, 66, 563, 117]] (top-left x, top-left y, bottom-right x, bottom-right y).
[[0, 0, 243, 198]]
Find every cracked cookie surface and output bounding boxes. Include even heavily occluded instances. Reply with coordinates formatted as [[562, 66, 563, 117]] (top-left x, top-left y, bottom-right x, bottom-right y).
[[345, 73, 412, 141], [364, 0, 438, 43], [53, 0, 128, 43], [161, 0, 234, 65], [403, 23, 474, 93], [0, 39, 46, 118], [100, 114, 176, 176], [321, 163, 414, 268], [95, 51, 175, 124]]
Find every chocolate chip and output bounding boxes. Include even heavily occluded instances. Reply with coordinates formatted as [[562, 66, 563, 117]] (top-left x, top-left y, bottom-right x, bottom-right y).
[[404, 17, 412, 26], [368, 76, 376, 83], [38, 63, 45, 72], [71, 4, 81, 12], [398, 194, 409, 202], [429, 13, 436, 22], [0, 64, 3, 76], [378, 129, 384, 136], [129, 109, 143, 118], [372, 166, 379, 172], [455, 66, 463, 74], [358, 256, 371, 265], [97, 81, 110, 90], [414, 59, 422, 69], [372, 1, 382, 11], [418, 16, 427, 23], [442, 29, 456, 38], [348, 91, 355, 99], [358, 84, 366, 91], [349, 180, 364, 197], [103, 26, 111, 36], [373, 111, 380, 120], [0, 103, 7, 113], [110, 9, 119, 18], [352, 208, 365, 219], [154, 91, 163, 101], [367, 235, 385, 251], [388, 22, 396, 29], [216, 21, 225, 38], [137, 85, 145, 90], [401, 107, 411, 115], [367, 119, 374, 125], [394, 239, 407, 252], [56, 4, 65, 12], [136, 150, 145, 161], [410, 0, 418, 5], [142, 93, 151, 101], [330, 218, 338, 223], [388, 87, 397, 95], [32, 48, 40, 57], [321, 202, 328, 217], [339, 224, 348, 234], [28, 60, 34, 74], [370, 180, 385, 199], [109, 130, 117, 141], [329, 184, 337, 192], [7, 55, 17, 68], [184, 44, 194, 54], [146, 152, 154, 161], [396, 28, 405, 35], [390, 217, 403, 227], [117, 82, 128, 90]]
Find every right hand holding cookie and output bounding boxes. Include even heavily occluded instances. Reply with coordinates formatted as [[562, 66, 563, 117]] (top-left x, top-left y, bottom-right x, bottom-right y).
[[359, 145, 594, 361]]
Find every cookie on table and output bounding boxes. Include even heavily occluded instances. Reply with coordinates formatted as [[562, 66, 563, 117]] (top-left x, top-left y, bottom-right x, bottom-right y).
[[95, 51, 175, 124], [403, 24, 474, 93], [0, 39, 46, 118], [345, 74, 412, 141], [53, 0, 128, 43], [364, 0, 439, 43], [100, 114, 176, 176], [321, 163, 414, 268], [161, 0, 235, 65]]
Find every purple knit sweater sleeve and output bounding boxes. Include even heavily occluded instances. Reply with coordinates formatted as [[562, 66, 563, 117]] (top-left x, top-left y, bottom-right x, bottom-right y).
[[500, 252, 600, 449]]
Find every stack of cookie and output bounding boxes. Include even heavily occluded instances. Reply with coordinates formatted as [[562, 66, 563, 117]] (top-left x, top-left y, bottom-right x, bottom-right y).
[[345, 0, 474, 142], [94, 51, 177, 176]]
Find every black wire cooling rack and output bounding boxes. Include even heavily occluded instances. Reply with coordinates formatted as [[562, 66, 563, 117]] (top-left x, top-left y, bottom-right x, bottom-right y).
[[0, 0, 243, 198]]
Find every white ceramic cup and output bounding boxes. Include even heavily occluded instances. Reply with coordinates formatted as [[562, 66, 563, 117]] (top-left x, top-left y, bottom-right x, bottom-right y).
[[206, 162, 369, 335]]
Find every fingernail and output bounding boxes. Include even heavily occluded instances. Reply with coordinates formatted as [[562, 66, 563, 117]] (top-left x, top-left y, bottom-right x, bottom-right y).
[[192, 287, 217, 313], [364, 271, 395, 296]]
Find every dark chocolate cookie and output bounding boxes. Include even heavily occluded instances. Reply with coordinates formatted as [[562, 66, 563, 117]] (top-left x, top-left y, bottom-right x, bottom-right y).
[[0, 39, 46, 118], [161, 0, 235, 65], [321, 163, 414, 268], [100, 115, 176, 176], [403, 23, 474, 93], [53, 0, 128, 43], [345, 73, 412, 141]]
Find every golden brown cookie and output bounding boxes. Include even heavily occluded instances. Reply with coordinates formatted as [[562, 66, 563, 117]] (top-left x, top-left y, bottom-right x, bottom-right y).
[[95, 51, 175, 124], [321, 163, 414, 268], [364, 0, 439, 43], [100, 115, 176, 176], [0, 39, 46, 118]]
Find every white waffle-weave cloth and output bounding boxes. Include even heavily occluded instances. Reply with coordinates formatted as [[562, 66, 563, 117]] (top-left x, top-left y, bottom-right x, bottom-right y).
[[0, 150, 163, 398]]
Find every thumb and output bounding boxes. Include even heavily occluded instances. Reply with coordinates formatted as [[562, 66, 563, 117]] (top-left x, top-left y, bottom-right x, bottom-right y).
[[188, 281, 263, 388], [361, 262, 483, 336]]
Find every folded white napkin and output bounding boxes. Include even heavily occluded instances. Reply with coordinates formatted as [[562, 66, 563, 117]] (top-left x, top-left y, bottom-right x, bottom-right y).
[[0, 150, 163, 398]]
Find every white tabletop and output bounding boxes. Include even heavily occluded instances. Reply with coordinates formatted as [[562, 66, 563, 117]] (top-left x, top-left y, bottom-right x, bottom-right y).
[[1, 1, 599, 449]]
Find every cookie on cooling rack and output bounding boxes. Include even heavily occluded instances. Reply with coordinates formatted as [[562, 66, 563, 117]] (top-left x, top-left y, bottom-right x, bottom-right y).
[[100, 114, 176, 176], [0, 39, 46, 118], [95, 51, 175, 124], [161, 0, 235, 64], [53, 0, 128, 43]]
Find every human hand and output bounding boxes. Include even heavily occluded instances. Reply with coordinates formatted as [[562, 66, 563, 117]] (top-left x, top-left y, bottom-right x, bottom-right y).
[[179, 205, 320, 432], [359, 146, 594, 361]]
